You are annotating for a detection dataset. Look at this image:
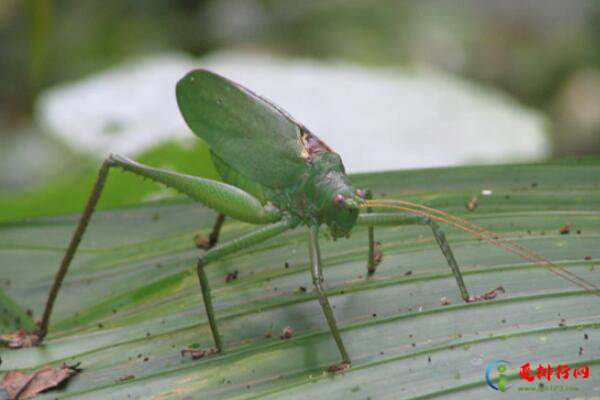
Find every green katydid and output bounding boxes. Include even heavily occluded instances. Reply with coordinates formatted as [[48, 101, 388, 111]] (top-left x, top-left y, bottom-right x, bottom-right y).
[[11, 70, 598, 370]]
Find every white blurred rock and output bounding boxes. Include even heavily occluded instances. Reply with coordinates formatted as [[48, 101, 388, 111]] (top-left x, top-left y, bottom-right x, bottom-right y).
[[37, 51, 550, 172], [554, 68, 600, 155]]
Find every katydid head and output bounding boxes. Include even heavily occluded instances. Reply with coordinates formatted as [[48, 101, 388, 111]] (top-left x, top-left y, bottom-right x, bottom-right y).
[[307, 152, 364, 238], [322, 184, 365, 239]]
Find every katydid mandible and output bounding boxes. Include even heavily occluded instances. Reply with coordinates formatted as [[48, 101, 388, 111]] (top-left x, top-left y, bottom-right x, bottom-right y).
[[28, 70, 599, 370]]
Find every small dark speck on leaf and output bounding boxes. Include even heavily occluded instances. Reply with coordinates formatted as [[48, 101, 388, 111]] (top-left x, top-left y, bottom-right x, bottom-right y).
[[264, 330, 272, 338], [411, 343, 416, 347], [428, 356, 431, 363], [579, 347, 584, 356], [576, 230, 581, 234], [531, 182, 538, 188], [584, 256, 592, 261], [372, 313, 377, 318], [143, 357, 149, 362], [119, 374, 135, 382], [297, 286, 307, 293], [225, 270, 238, 283], [404, 270, 413, 276], [98, 323, 104, 329], [152, 212, 160, 221], [466, 196, 478, 211], [284, 262, 290, 269]]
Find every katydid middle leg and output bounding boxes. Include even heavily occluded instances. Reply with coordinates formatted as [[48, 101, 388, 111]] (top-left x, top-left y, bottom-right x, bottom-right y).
[[195, 218, 297, 352], [358, 212, 470, 302], [196, 213, 226, 249]]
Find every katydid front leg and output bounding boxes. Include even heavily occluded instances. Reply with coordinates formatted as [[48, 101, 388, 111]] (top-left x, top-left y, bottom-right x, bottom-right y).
[[364, 190, 379, 276], [358, 212, 470, 302], [35, 154, 281, 344]]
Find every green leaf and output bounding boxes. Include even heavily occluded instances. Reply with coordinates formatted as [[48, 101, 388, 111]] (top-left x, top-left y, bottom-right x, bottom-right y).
[[1, 159, 599, 399]]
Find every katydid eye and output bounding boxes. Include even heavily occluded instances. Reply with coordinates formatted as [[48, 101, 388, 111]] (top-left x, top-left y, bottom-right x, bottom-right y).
[[334, 194, 345, 207]]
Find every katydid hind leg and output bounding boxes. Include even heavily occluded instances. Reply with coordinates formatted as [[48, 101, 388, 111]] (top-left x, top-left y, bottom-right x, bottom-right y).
[[37, 159, 112, 341], [309, 226, 351, 368], [35, 154, 278, 345]]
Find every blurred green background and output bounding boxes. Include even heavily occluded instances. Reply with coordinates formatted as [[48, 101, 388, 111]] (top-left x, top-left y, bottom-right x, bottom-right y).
[[1, 0, 600, 221]]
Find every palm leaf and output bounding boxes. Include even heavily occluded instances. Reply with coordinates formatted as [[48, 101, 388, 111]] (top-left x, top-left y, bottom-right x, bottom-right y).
[[1, 159, 598, 398]]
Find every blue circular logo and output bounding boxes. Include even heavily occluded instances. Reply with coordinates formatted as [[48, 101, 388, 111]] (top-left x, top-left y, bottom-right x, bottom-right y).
[[486, 360, 512, 392]]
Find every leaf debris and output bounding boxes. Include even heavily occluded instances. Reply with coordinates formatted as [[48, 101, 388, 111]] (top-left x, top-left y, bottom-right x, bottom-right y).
[[466, 196, 478, 211], [224, 270, 238, 283], [280, 326, 294, 340], [467, 286, 505, 302], [440, 296, 452, 306], [327, 362, 351, 374], [181, 347, 218, 360], [559, 225, 571, 235], [0, 329, 40, 349]]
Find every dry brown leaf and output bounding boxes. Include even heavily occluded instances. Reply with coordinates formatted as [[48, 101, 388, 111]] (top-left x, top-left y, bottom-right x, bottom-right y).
[[1, 363, 80, 400]]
